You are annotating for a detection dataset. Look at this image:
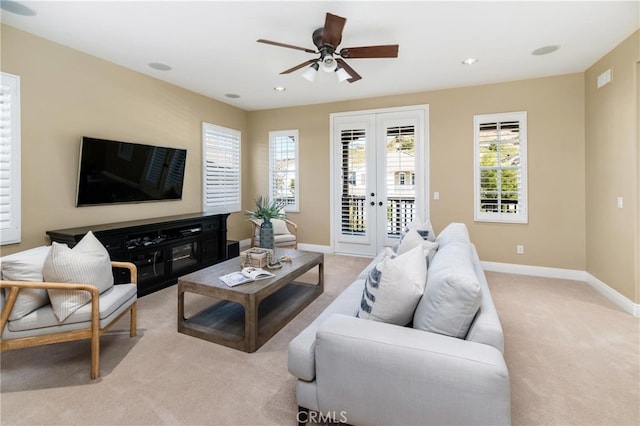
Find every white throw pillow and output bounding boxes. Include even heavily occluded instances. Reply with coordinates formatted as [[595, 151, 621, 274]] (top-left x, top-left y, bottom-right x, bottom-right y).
[[43, 231, 114, 322], [405, 216, 436, 242], [397, 229, 439, 256], [357, 245, 427, 326], [1, 246, 51, 320], [271, 219, 291, 235], [413, 240, 482, 338]]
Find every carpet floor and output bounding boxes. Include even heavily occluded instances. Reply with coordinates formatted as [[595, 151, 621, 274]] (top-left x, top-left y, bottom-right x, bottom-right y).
[[1, 253, 638, 425]]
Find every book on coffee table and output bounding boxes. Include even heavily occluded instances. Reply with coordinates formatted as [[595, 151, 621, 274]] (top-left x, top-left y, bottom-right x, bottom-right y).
[[219, 267, 275, 287]]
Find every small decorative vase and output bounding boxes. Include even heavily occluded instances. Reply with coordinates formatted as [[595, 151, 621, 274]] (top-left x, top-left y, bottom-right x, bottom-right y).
[[259, 218, 275, 250]]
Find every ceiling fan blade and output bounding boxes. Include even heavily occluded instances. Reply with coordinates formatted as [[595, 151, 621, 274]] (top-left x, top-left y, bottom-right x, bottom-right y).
[[322, 13, 346, 48], [257, 39, 316, 54], [339, 45, 399, 59], [280, 59, 319, 74], [336, 58, 362, 83]]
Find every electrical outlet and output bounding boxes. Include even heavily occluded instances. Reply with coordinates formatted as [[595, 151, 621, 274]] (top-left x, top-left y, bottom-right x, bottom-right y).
[[516, 245, 525, 255]]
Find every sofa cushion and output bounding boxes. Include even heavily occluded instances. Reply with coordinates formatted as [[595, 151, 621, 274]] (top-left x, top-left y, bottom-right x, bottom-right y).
[[43, 231, 114, 322], [1, 246, 51, 320], [435, 222, 470, 248], [413, 240, 482, 338], [357, 245, 427, 326]]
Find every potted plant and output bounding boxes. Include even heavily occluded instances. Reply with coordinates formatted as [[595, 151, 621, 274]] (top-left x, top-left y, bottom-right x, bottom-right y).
[[246, 195, 285, 250]]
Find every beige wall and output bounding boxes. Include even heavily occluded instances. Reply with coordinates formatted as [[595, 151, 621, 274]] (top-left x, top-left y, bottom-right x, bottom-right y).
[[249, 73, 587, 270], [3, 24, 637, 306], [0, 25, 249, 255], [585, 30, 639, 303]]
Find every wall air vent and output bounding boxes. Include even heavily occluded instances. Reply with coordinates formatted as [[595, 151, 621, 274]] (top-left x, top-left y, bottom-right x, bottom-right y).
[[597, 68, 612, 89]]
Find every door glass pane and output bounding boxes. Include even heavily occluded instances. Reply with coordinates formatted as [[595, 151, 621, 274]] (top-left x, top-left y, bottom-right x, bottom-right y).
[[385, 125, 416, 238], [340, 128, 367, 236]]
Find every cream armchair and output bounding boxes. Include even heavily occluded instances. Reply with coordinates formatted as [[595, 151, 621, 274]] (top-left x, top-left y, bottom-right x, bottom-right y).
[[0, 245, 138, 380], [250, 218, 298, 249]]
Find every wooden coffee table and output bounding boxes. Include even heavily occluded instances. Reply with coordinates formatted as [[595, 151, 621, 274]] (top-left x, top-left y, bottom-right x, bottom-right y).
[[177, 249, 323, 352]]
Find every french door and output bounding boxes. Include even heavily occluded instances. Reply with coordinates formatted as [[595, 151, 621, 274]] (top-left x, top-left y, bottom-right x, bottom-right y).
[[331, 106, 429, 256]]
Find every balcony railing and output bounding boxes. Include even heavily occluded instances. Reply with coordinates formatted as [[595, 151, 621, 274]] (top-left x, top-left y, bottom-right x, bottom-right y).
[[340, 196, 416, 236], [480, 198, 519, 213]]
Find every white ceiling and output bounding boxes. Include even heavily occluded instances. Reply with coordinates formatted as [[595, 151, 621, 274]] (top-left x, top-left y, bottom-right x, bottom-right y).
[[2, 1, 638, 111]]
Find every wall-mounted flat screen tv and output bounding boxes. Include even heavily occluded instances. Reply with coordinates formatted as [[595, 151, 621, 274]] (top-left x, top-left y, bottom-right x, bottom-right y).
[[76, 136, 187, 207]]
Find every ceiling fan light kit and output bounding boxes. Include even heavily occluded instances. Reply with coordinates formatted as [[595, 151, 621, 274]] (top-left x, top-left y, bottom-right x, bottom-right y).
[[257, 12, 399, 84], [335, 65, 351, 83], [301, 62, 319, 82]]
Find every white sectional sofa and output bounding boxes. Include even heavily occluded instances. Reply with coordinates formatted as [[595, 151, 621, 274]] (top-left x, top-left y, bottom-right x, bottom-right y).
[[288, 223, 511, 426]]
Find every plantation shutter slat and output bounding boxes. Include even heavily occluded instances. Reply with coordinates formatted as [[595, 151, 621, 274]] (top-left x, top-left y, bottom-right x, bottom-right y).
[[202, 122, 241, 214], [0, 72, 21, 245]]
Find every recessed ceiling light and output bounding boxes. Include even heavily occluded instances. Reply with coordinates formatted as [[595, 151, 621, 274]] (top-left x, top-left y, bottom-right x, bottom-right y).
[[273, 86, 286, 92], [0, 0, 36, 16], [148, 62, 172, 71], [532, 45, 560, 56], [462, 58, 478, 65], [225, 93, 240, 99]]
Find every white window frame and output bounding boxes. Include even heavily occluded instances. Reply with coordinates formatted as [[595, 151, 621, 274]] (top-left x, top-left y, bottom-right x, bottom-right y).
[[202, 122, 241, 214], [269, 130, 299, 212], [0, 72, 21, 245], [473, 111, 528, 224]]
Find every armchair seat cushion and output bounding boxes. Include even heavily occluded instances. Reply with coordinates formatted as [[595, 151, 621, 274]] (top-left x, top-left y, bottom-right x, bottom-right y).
[[273, 234, 296, 244], [7, 283, 137, 333], [254, 233, 297, 246]]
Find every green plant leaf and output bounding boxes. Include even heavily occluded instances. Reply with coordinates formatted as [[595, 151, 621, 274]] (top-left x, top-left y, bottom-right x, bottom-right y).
[[246, 195, 286, 220]]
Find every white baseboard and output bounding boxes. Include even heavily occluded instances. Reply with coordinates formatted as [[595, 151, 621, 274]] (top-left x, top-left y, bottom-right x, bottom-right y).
[[584, 272, 640, 318], [297, 243, 333, 253], [235, 240, 332, 254], [481, 261, 640, 318], [481, 261, 586, 281], [238, 238, 252, 249]]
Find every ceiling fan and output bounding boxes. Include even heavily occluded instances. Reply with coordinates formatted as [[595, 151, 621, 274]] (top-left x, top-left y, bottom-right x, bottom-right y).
[[257, 12, 399, 83]]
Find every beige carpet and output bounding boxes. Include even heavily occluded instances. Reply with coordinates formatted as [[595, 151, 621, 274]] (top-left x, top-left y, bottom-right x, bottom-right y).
[[1, 254, 638, 425]]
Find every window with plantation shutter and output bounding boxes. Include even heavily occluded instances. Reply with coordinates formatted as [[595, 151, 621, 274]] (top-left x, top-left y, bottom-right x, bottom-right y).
[[202, 122, 241, 214], [474, 111, 528, 223], [269, 130, 299, 212], [0, 72, 21, 245]]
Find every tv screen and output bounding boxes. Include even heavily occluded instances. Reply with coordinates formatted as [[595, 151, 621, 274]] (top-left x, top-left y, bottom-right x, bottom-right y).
[[76, 136, 187, 207]]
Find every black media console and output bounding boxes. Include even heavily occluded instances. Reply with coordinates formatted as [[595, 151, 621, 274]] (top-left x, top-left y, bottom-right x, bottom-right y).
[[46, 212, 230, 297]]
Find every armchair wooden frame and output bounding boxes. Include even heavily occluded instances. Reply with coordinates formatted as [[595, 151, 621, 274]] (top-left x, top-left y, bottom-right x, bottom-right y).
[[0, 261, 137, 379], [250, 219, 298, 249]]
